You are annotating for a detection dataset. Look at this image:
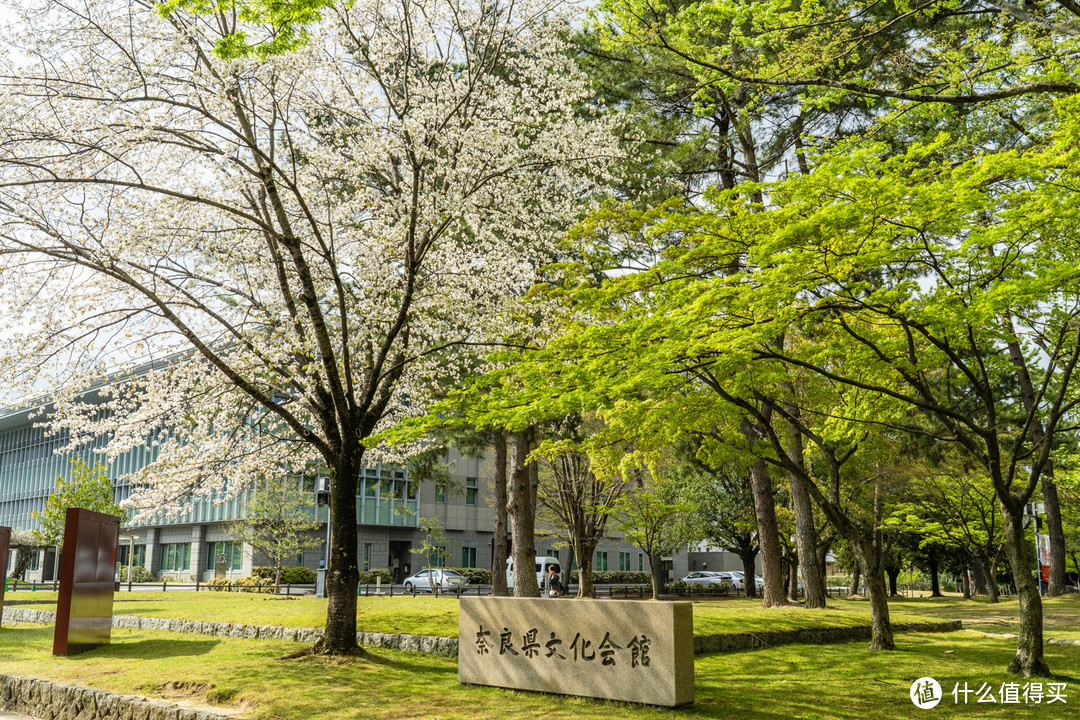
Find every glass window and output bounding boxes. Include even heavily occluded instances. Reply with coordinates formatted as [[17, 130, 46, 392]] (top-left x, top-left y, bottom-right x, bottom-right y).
[[364, 543, 371, 572], [619, 551, 631, 572], [29, 549, 39, 572], [462, 545, 476, 568], [465, 477, 477, 506], [206, 541, 242, 571], [638, 552, 644, 572], [595, 551, 608, 572], [435, 485, 445, 503]]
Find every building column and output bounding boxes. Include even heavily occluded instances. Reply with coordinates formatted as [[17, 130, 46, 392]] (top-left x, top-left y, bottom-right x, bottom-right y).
[[190, 525, 205, 582], [143, 527, 159, 576]]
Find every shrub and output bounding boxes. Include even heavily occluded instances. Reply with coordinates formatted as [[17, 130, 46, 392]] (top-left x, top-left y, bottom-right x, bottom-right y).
[[281, 566, 316, 584], [117, 565, 155, 583], [447, 567, 491, 584], [250, 565, 317, 584], [360, 568, 393, 584], [569, 570, 651, 585], [206, 576, 271, 593]]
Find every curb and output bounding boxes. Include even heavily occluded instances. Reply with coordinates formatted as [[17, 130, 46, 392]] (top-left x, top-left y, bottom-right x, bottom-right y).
[[0, 674, 234, 720], [5, 608, 960, 657]]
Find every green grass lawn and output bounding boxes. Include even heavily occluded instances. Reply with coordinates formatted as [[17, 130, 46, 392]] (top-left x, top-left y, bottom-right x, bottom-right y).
[[10, 592, 1079, 641], [0, 623, 1077, 719]]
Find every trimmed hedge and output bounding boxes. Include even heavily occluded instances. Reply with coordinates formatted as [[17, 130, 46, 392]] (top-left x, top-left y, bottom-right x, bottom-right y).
[[117, 565, 155, 583], [360, 568, 393, 584], [569, 570, 652, 585], [251, 566, 318, 584]]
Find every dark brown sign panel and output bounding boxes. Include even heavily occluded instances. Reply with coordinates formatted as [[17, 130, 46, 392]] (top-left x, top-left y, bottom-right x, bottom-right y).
[[0, 526, 10, 627], [53, 508, 121, 655]]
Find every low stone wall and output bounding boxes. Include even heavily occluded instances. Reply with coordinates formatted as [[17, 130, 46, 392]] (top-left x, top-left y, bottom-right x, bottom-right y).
[[2, 608, 457, 658], [692, 620, 962, 653], [5, 607, 960, 659], [0, 674, 234, 720]]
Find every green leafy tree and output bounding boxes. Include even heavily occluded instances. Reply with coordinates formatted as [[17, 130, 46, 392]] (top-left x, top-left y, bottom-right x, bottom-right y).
[[613, 475, 695, 599], [226, 475, 322, 593], [32, 458, 126, 548]]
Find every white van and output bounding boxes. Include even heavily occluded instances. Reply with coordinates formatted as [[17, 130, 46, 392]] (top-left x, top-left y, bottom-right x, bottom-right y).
[[506, 556, 561, 590]]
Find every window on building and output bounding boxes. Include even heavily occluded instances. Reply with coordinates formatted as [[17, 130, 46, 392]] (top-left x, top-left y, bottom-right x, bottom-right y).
[[548, 548, 559, 561], [462, 545, 476, 568], [363, 543, 372, 572], [595, 551, 608, 572], [205, 541, 242, 571], [638, 552, 645, 572], [435, 485, 446, 503], [160, 543, 191, 572], [29, 550, 39, 572], [429, 546, 446, 567], [619, 551, 631, 571], [465, 477, 477, 506]]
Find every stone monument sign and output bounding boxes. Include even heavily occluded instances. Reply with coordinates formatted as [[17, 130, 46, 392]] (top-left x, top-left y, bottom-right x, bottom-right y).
[[53, 508, 121, 655], [458, 597, 694, 707]]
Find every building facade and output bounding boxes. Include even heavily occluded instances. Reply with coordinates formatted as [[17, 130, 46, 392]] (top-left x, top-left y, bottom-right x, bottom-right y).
[[1, 399, 688, 584]]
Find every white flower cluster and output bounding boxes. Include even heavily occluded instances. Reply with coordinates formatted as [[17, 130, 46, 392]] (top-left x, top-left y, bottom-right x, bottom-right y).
[[0, 0, 619, 518]]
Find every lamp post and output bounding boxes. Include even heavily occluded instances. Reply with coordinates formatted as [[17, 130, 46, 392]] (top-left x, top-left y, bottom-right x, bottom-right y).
[[119, 534, 140, 592]]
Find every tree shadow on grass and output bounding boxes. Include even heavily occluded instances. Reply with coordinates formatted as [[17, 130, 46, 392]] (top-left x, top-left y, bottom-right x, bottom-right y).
[[76, 637, 221, 660]]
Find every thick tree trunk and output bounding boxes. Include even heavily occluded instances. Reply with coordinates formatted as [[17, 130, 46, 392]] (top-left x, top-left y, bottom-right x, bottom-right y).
[[737, 543, 758, 599], [854, 540, 895, 650], [323, 451, 361, 653], [1002, 509, 1050, 676], [575, 550, 595, 598], [749, 457, 786, 607], [786, 420, 826, 608], [648, 552, 665, 599], [928, 547, 943, 597], [887, 566, 901, 597], [971, 556, 989, 596], [508, 428, 540, 597], [848, 561, 861, 597], [491, 433, 510, 597], [962, 568, 972, 599]]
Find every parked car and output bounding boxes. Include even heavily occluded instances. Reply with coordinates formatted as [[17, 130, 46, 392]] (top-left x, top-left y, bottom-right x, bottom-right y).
[[403, 568, 469, 593], [681, 571, 733, 589], [729, 571, 764, 592]]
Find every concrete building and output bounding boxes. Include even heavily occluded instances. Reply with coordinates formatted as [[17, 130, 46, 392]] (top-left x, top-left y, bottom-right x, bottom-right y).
[[1, 396, 686, 584]]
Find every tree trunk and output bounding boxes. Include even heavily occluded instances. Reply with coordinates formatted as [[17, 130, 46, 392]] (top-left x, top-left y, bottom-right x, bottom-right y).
[[962, 568, 971, 599], [1002, 508, 1050, 676], [749, 457, 786, 607], [1041, 476, 1067, 596], [788, 555, 799, 602], [971, 556, 989, 596], [786, 418, 826, 608], [848, 561, 861, 597], [854, 540, 895, 650], [928, 547, 943, 597], [647, 552, 665, 599], [323, 450, 361, 653], [508, 428, 540, 597], [886, 566, 900, 596], [575, 549, 595, 598], [737, 543, 759, 599], [490, 433, 510, 597]]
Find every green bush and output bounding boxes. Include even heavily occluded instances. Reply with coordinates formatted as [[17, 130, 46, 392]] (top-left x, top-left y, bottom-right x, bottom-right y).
[[446, 567, 491, 584], [360, 568, 393, 584], [281, 566, 316, 584], [250, 566, 317, 584], [569, 570, 651, 585], [206, 576, 272, 593], [117, 565, 155, 583]]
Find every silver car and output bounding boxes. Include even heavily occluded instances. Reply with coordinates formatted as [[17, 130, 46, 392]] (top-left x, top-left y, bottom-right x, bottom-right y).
[[403, 568, 469, 593], [681, 571, 732, 589]]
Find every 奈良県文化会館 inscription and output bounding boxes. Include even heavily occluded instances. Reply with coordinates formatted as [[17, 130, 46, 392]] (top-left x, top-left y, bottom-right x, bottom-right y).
[[458, 597, 694, 706]]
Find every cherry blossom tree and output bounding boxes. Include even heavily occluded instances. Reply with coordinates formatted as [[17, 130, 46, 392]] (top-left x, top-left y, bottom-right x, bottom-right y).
[[0, 0, 616, 653]]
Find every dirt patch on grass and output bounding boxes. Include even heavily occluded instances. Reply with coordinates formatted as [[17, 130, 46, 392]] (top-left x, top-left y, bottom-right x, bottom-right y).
[[145, 680, 252, 717]]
